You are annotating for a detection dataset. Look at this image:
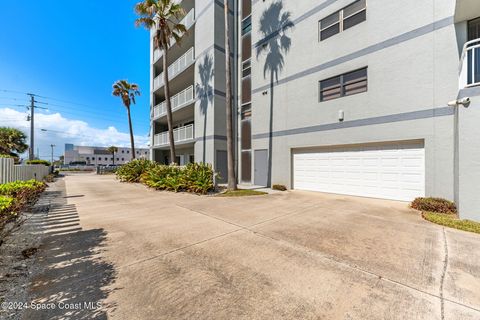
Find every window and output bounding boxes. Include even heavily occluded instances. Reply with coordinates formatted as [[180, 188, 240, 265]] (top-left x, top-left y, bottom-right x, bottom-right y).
[[242, 16, 252, 35], [105, 157, 108, 161], [117, 158, 119, 161], [320, 67, 367, 101], [122, 158, 124, 161], [92, 157, 95, 160], [241, 104, 252, 120], [319, 0, 366, 41], [122, 150, 124, 153], [127, 150, 129, 153], [241, 76, 251, 104], [469, 17, 480, 41], [86, 157, 90, 160], [242, 33, 252, 60]]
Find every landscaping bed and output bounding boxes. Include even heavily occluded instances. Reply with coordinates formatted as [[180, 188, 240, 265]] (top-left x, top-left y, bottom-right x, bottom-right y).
[[116, 159, 216, 194], [411, 197, 480, 234], [0, 180, 47, 238]]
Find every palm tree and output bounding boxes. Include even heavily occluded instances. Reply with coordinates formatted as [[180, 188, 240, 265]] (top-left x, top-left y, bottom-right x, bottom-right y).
[[107, 146, 118, 165], [112, 80, 140, 159], [135, 0, 187, 164], [224, 0, 237, 190], [257, 2, 293, 186]]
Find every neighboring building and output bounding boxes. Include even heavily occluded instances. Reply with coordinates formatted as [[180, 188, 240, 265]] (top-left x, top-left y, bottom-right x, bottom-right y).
[[149, 0, 480, 221], [64, 144, 149, 166]]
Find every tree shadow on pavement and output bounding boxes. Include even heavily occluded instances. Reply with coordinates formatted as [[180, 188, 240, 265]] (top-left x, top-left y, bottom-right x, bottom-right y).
[[23, 180, 117, 320]]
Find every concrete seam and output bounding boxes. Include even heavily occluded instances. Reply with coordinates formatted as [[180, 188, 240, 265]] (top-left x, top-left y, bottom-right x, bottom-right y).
[[440, 227, 449, 320]]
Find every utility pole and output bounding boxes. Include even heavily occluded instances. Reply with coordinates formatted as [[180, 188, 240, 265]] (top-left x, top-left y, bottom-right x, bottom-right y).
[[28, 94, 35, 160], [50, 144, 56, 164]]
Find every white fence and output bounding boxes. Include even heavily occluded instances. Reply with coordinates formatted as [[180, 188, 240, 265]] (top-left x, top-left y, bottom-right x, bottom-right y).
[[154, 124, 194, 146], [153, 47, 195, 91], [0, 158, 50, 184], [459, 38, 480, 88]]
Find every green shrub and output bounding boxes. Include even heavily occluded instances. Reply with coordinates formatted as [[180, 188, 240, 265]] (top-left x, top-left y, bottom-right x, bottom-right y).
[[141, 163, 215, 194], [26, 159, 51, 166], [0, 180, 46, 226], [0, 196, 14, 218], [411, 197, 457, 214], [272, 184, 287, 191], [115, 159, 157, 182]]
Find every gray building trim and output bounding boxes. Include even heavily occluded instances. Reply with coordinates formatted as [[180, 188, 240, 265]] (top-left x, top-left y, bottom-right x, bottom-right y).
[[252, 106, 454, 140], [252, 16, 454, 94], [195, 135, 227, 142]]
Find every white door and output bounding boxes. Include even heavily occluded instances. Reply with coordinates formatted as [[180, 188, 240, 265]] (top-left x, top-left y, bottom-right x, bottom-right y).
[[293, 143, 425, 201]]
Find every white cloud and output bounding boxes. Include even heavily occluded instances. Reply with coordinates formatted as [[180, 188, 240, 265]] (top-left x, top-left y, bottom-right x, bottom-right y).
[[0, 108, 149, 160]]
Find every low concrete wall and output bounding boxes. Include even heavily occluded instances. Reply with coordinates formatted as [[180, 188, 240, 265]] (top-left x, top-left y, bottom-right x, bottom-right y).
[[0, 158, 50, 184]]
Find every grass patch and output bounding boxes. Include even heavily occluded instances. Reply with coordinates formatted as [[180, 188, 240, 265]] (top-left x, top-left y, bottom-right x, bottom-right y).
[[422, 212, 480, 234], [217, 189, 267, 197]]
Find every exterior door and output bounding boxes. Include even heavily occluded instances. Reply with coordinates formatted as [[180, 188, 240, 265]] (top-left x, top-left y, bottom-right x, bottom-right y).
[[216, 150, 227, 183], [254, 149, 268, 187]]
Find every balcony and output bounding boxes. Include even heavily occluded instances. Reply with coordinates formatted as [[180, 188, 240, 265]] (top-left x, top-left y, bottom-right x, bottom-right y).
[[153, 86, 195, 119], [153, 124, 194, 147], [459, 38, 480, 88], [153, 9, 195, 63], [153, 47, 195, 91]]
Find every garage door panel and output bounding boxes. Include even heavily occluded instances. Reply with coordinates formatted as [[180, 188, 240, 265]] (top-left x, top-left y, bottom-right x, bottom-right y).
[[293, 143, 425, 201]]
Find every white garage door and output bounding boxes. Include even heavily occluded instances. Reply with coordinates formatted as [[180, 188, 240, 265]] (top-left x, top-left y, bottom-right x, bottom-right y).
[[293, 143, 425, 201]]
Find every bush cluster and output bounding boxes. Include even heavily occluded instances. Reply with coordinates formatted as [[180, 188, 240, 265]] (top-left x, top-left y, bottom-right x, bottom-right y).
[[411, 197, 457, 214], [0, 180, 47, 225], [26, 159, 51, 166], [116, 160, 215, 194], [115, 159, 157, 183], [272, 184, 287, 191]]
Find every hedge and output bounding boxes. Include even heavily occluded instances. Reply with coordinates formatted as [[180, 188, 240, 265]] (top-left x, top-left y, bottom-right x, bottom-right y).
[[116, 160, 215, 195], [26, 159, 51, 166], [0, 180, 47, 226]]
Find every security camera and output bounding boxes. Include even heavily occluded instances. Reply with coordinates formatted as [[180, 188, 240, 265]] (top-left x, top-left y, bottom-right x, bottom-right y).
[[447, 97, 471, 107], [458, 97, 470, 106]]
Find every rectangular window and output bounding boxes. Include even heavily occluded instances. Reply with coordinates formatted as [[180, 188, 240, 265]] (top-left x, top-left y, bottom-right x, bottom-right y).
[[319, 0, 366, 41], [320, 67, 367, 101], [242, 16, 252, 35], [469, 17, 480, 41]]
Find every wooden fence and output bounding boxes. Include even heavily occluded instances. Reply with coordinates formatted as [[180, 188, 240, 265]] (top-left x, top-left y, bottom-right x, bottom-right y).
[[0, 158, 51, 184]]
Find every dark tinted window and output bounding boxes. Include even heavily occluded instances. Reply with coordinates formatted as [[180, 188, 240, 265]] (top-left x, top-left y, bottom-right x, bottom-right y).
[[320, 67, 367, 101], [242, 77, 251, 104], [241, 151, 251, 182], [242, 0, 251, 20], [319, 0, 366, 41]]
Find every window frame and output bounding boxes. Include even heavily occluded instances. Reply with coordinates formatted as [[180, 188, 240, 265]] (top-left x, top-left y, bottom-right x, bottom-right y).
[[319, 0, 366, 42], [319, 67, 368, 102]]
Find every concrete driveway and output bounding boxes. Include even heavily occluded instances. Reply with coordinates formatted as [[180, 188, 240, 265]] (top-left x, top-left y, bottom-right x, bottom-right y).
[[24, 173, 480, 319]]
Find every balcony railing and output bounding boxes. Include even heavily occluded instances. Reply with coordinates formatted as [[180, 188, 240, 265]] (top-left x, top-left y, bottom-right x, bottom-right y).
[[153, 86, 195, 119], [153, 124, 194, 146], [153, 47, 195, 91], [459, 38, 480, 88], [153, 9, 195, 63]]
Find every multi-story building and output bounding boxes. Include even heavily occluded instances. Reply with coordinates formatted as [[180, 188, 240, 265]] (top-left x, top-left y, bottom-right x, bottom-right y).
[[64, 144, 149, 166], [150, 0, 480, 221]]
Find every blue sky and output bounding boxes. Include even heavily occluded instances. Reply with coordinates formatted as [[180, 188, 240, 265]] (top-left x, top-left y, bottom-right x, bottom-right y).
[[0, 0, 151, 159]]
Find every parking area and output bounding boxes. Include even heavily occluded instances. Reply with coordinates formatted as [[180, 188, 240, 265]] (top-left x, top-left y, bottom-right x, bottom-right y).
[[25, 173, 480, 319]]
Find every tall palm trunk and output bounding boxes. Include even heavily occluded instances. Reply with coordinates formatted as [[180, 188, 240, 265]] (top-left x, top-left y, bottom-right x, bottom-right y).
[[162, 39, 176, 164], [127, 106, 136, 159], [224, 0, 237, 190]]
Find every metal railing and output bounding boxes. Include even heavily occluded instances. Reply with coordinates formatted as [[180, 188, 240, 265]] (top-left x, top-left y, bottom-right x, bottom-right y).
[[153, 9, 196, 63], [459, 38, 480, 88], [153, 47, 195, 91], [154, 124, 194, 146], [153, 86, 195, 119]]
